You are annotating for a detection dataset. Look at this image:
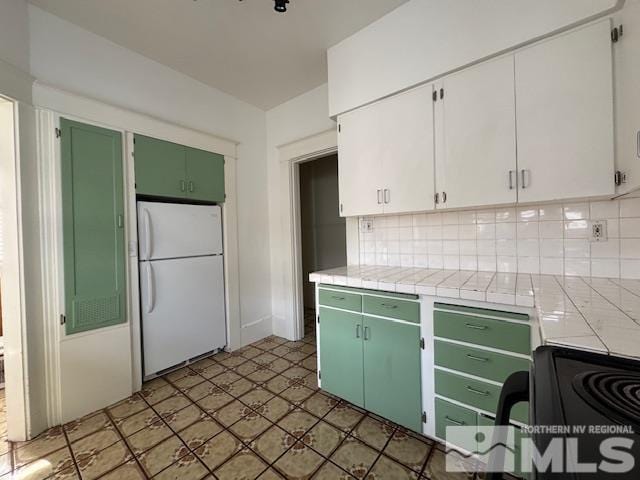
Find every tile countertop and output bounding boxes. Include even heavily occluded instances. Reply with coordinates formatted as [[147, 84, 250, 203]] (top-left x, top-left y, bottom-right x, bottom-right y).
[[309, 265, 640, 359]]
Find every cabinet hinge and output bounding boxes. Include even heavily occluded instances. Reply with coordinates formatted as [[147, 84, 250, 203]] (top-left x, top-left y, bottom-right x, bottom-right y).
[[340, 203, 343, 213], [611, 25, 623, 43], [422, 412, 427, 423], [318, 371, 321, 379], [432, 90, 437, 102], [440, 88, 444, 100], [133, 137, 136, 144], [338, 124, 341, 133], [420, 338, 425, 349], [317, 314, 320, 324], [60, 314, 66, 325], [55, 128, 62, 138]]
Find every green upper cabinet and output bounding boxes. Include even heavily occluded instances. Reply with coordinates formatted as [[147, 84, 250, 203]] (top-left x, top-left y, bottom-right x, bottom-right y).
[[185, 146, 225, 202], [134, 134, 225, 202], [61, 118, 126, 335], [134, 134, 186, 198]]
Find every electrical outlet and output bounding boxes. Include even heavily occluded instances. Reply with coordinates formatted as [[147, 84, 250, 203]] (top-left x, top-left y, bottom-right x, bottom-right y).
[[360, 218, 373, 233], [591, 220, 608, 242]]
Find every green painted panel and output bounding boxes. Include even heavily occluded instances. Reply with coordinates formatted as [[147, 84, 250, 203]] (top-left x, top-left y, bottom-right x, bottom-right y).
[[134, 134, 186, 198], [185, 146, 225, 203], [318, 307, 364, 407], [434, 340, 531, 383], [362, 316, 422, 432], [435, 398, 477, 451], [61, 118, 126, 334], [478, 414, 530, 478], [435, 302, 529, 322], [435, 370, 528, 424], [363, 295, 420, 323], [318, 288, 362, 312], [434, 311, 531, 355], [318, 284, 418, 300]]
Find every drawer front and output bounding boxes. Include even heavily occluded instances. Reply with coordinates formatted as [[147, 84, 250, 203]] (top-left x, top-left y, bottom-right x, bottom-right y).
[[363, 295, 419, 323], [435, 302, 529, 322], [319, 289, 362, 312], [434, 340, 531, 384], [434, 311, 530, 355], [435, 370, 528, 424], [435, 398, 477, 450]]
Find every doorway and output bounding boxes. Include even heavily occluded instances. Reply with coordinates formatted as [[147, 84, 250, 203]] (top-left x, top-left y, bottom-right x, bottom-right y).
[[298, 154, 346, 337]]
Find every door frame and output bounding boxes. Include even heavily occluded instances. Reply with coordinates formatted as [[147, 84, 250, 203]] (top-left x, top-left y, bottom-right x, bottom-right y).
[[278, 129, 338, 341], [0, 95, 29, 440]]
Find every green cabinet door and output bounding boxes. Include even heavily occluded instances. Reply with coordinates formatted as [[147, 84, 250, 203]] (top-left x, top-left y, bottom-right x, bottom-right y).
[[134, 134, 187, 198], [61, 119, 126, 334], [185, 147, 225, 202], [319, 307, 364, 407], [362, 316, 422, 431]]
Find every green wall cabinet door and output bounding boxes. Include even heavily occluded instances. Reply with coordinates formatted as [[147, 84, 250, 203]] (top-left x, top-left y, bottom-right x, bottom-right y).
[[61, 118, 127, 334], [318, 307, 365, 408], [185, 147, 225, 202], [362, 316, 422, 431], [134, 134, 187, 198]]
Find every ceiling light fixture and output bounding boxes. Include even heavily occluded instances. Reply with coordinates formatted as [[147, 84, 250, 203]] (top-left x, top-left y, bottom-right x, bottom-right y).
[[274, 0, 289, 13]]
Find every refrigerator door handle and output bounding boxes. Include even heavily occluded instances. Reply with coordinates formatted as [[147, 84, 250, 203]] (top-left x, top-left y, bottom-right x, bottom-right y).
[[146, 263, 155, 314], [143, 208, 152, 260]]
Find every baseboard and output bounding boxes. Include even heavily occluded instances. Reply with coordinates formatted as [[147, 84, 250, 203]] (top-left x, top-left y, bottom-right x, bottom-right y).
[[240, 316, 272, 346]]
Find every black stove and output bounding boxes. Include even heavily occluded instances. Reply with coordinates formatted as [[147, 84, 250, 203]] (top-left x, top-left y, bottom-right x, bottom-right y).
[[531, 346, 640, 479]]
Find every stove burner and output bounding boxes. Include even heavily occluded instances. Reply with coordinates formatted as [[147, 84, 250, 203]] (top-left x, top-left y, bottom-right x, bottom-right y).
[[573, 371, 640, 431]]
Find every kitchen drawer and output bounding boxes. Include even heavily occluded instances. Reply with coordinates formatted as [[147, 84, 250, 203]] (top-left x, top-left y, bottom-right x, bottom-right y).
[[363, 295, 419, 323], [435, 398, 478, 451], [434, 340, 531, 384], [435, 303, 529, 322], [478, 414, 530, 479], [319, 288, 362, 312], [435, 370, 528, 424], [434, 311, 530, 355]]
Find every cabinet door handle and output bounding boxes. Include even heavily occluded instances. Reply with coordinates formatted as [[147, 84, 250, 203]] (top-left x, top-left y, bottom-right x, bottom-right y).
[[466, 385, 490, 396], [377, 189, 383, 204], [466, 354, 489, 362], [180, 180, 186, 192], [188, 180, 195, 192], [445, 416, 465, 426], [465, 323, 487, 330], [363, 326, 370, 341], [356, 324, 361, 338], [384, 189, 390, 204], [116, 214, 124, 229], [434, 192, 439, 205], [508, 170, 515, 190], [442, 191, 447, 203], [521, 169, 529, 189]]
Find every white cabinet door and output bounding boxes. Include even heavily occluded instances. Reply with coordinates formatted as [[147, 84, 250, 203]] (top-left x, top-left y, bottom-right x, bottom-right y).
[[338, 108, 384, 217], [515, 20, 614, 203], [380, 84, 435, 214], [438, 55, 517, 209]]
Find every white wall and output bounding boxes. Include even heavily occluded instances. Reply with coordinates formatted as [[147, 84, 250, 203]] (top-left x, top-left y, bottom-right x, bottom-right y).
[[0, 0, 32, 102], [28, 6, 272, 340], [265, 84, 336, 338], [328, 0, 620, 116]]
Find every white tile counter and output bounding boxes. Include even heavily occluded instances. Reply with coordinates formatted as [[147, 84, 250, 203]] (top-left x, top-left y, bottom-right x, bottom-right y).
[[310, 265, 640, 359]]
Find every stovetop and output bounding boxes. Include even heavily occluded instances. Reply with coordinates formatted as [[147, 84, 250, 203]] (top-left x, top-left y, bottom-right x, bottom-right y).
[[532, 347, 640, 479]]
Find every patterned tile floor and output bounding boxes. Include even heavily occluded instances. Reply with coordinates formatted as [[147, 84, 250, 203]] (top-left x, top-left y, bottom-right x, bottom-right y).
[[0, 323, 499, 480]]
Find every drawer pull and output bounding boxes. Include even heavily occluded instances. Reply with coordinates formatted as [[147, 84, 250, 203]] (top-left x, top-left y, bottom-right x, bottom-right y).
[[444, 416, 465, 426], [466, 385, 490, 396], [331, 296, 346, 301], [356, 324, 361, 339], [380, 303, 398, 309], [466, 354, 489, 363], [465, 323, 488, 330]]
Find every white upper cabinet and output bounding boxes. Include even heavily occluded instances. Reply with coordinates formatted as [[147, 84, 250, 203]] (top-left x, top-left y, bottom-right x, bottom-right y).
[[515, 20, 615, 203], [435, 55, 518, 209], [338, 84, 435, 217]]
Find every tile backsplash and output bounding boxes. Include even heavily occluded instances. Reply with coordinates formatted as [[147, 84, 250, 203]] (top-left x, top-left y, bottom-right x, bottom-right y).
[[358, 198, 640, 279]]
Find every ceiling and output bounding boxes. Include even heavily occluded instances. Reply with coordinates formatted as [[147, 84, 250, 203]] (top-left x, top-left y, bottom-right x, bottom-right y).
[[29, 0, 408, 110]]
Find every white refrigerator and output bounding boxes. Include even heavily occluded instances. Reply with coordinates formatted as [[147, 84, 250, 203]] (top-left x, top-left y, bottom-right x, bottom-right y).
[[138, 201, 226, 377]]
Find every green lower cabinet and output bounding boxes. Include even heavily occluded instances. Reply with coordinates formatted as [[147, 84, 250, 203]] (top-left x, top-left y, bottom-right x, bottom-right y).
[[435, 398, 478, 452], [435, 370, 528, 424], [318, 307, 364, 407], [362, 316, 422, 431], [185, 146, 225, 202], [478, 414, 530, 479]]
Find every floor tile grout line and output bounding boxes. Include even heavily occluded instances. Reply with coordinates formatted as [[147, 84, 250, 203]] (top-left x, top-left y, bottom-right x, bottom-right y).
[[104, 407, 152, 480], [61, 416, 92, 480]]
